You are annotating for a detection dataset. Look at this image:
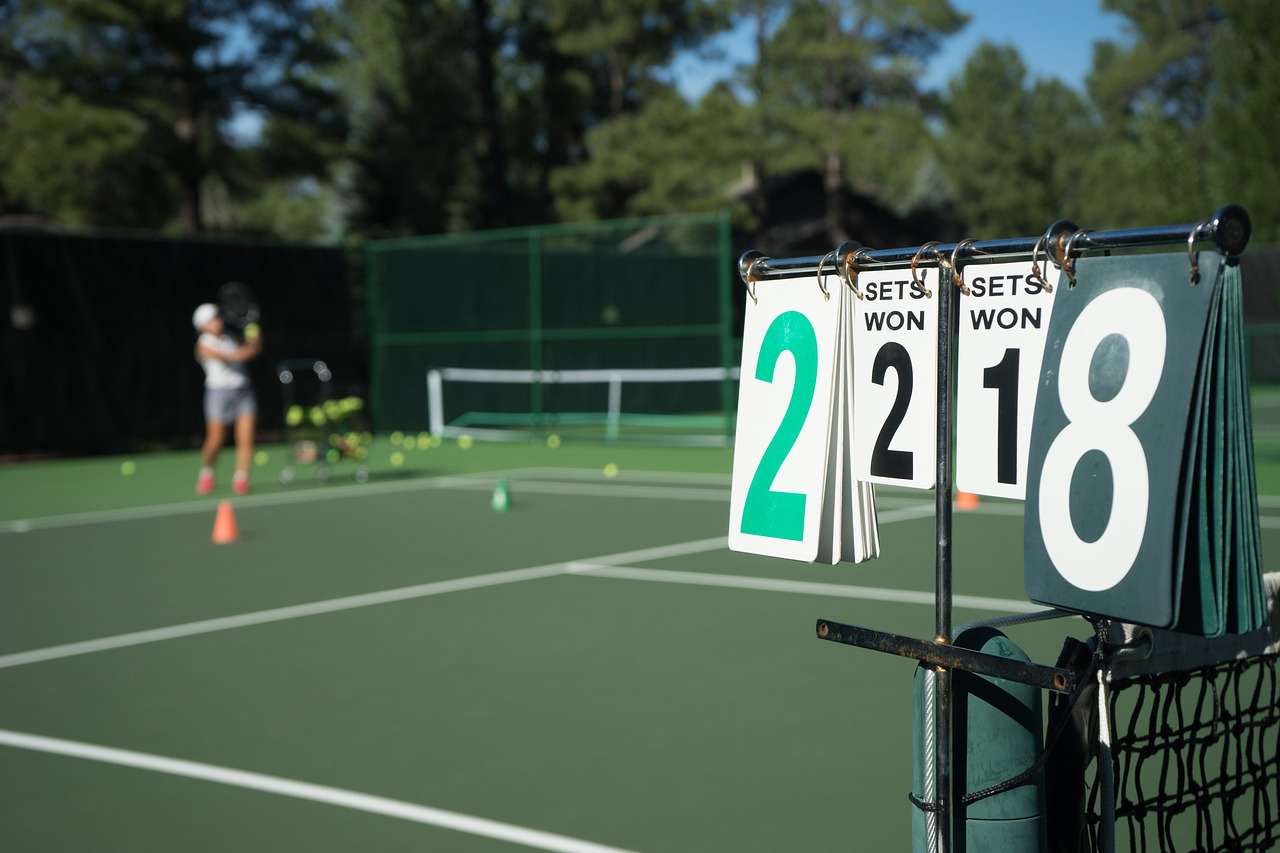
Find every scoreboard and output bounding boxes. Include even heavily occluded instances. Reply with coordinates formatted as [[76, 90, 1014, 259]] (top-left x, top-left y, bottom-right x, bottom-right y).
[[728, 246, 1263, 637]]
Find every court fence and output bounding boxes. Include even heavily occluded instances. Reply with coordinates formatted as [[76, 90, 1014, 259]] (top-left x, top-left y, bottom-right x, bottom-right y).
[[0, 227, 359, 456], [364, 211, 738, 442]]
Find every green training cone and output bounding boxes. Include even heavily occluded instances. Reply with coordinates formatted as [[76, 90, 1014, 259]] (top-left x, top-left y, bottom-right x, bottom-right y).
[[491, 478, 511, 513]]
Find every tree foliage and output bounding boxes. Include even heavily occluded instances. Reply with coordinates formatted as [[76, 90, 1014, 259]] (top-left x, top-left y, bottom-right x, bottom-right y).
[[0, 0, 345, 233], [2, 0, 1278, 246], [938, 44, 1092, 238]]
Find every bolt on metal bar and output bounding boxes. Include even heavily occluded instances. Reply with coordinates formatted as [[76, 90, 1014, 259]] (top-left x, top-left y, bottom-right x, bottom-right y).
[[737, 204, 1251, 284]]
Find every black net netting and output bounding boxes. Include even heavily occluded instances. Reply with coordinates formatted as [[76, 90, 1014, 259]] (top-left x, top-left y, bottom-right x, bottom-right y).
[[1085, 652, 1280, 852]]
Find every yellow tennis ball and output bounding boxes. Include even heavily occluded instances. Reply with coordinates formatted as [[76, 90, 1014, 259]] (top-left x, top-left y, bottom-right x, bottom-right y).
[[286, 405, 304, 427], [120, 460, 136, 476], [546, 434, 561, 449], [390, 431, 404, 445], [254, 451, 269, 466], [458, 434, 473, 449], [309, 406, 326, 427], [603, 462, 619, 479], [390, 451, 405, 466], [402, 435, 417, 450]]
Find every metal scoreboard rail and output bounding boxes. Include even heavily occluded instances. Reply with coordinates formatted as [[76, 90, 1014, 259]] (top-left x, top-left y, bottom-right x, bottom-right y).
[[733, 204, 1253, 853]]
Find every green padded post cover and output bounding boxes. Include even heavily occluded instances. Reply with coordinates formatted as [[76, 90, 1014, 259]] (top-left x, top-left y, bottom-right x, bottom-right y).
[[912, 628, 1046, 853]]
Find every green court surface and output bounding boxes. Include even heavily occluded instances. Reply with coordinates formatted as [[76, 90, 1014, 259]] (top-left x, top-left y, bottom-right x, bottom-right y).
[[2, 438, 1278, 852]]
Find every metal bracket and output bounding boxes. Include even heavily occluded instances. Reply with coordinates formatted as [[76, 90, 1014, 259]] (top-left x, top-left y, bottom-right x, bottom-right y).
[[816, 619, 1076, 694]]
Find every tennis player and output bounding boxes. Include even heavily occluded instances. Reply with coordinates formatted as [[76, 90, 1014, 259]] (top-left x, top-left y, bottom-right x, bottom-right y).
[[193, 303, 262, 495]]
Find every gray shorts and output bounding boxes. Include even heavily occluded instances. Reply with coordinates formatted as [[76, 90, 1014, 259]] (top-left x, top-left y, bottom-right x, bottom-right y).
[[205, 386, 257, 424]]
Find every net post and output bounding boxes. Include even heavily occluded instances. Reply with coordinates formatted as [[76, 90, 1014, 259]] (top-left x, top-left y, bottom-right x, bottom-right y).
[[528, 231, 544, 434], [426, 369, 445, 436], [717, 208, 736, 442], [606, 373, 622, 442]]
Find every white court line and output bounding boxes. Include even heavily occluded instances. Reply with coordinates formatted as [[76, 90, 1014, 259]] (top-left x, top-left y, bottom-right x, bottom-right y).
[[0, 539, 724, 671], [0, 471, 510, 534], [438, 479, 733, 502], [0, 466, 1037, 536], [565, 566, 1041, 615], [0, 502, 946, 671], [0, 729, 642, 853], [0, 469, 734, 535]]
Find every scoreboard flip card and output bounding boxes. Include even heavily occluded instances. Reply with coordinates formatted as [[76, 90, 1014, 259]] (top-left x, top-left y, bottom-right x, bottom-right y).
[[729, 270, 879, 564], [955, 261, 1056, 499], [850, 268, 941, 490], [1023, 251, 1263, 632]]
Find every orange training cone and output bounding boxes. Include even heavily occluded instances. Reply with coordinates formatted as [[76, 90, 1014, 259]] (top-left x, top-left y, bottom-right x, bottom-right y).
[[955, 490, 980, 511], [212, 499, 239, 544]]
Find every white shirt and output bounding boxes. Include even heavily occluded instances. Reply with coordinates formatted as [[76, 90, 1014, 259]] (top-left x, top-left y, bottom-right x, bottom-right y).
[[197, 332, 251, 389]]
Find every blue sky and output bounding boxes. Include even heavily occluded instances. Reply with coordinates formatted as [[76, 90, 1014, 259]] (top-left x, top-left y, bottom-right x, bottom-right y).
[[671, 0, 1132, 100]]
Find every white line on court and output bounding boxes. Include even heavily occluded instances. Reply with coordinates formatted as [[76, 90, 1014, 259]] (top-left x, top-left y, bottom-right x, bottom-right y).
[[0, 729, 644, 853], [565, 565, 1041, 615], [436, 479, 733, 502], [0, 465, 1031, 536], [0, 538, 727, 671], [0, 506, 944, 670], [0, 472, 506, 534]]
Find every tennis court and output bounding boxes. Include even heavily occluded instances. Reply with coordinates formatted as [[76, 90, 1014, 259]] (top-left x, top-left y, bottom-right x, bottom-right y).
[[2, 439, 1278, 851]]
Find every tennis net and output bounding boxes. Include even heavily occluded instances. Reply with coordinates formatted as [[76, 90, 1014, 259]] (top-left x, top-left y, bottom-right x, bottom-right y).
[[1056, 573, 1280, 852], [426, 365, 740, 445]]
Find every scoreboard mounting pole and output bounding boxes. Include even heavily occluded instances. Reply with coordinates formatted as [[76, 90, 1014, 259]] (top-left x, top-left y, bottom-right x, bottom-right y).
[[740, 203, 1252, 853], [934, 237, 956, 849]]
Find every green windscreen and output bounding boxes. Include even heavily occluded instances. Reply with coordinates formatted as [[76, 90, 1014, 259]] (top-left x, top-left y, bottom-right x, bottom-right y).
[[367, 211, 737, 442]]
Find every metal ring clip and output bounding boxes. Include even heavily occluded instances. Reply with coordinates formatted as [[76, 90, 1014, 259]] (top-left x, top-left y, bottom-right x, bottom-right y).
[[838, 242, 871, 299], [1188, 218, 1211, 284], [1028, 230, 1054, 294], [910, 241, 939, 298], [1059, 229, 1092, 288], [950, 239, 976, 295], [817, 251, 836, 300], [738, 250, 767, 305]]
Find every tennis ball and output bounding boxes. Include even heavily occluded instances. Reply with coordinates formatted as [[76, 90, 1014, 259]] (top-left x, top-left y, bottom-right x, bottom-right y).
[[254, 451, 269, 466], [417, 432, 430, 447], [390, 451, 405, 466], [546, 434, 561, 449], [244, 322, 260, 340], [403, 435, 417, 450], [286, 405, 304, 427], [309, 406, 326, 427], [458, 434, 473, 450], [603, 462, 619, 479], [120, 460, 136, 477], [390, 431, 404, 445]]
